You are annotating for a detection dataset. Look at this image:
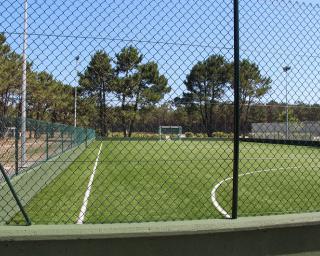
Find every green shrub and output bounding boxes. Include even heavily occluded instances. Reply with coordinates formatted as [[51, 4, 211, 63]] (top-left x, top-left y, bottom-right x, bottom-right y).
[[110, 132, 123, 138], [212, 131, 233, 138], [185, 132, 194, 138], [195, 133, 208, 138]]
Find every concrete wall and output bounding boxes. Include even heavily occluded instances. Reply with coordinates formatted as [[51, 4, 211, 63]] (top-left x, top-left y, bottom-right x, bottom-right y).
[[1, 212, 320, 256]]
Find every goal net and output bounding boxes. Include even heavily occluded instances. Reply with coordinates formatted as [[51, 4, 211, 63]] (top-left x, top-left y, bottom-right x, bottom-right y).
[[159, 126, 182, 140]]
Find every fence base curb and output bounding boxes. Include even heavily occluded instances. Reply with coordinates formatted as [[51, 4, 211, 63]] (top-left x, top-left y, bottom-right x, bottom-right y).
[[1, 212, 320, 255]]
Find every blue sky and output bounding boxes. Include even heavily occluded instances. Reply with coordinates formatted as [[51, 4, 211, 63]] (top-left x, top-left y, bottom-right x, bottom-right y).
[[297, 0, 320, 3], [1, 0, 320, 105]]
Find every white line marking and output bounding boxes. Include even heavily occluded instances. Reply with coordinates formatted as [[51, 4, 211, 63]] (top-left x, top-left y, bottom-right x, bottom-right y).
[[211, 166, 299, 219], [77, 142, 103, 224]]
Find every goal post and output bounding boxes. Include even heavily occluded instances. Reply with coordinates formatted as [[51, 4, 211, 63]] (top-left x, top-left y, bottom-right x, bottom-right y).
[[159, 126, 182, 141]]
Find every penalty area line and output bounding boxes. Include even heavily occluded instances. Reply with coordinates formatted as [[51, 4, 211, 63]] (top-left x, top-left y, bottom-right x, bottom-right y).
[[77, 142, 103, 224], [211, 166, 300, 219]]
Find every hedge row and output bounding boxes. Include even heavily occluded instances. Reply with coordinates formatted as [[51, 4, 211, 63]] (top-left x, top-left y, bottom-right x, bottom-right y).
[[107, 131, 234, 139]]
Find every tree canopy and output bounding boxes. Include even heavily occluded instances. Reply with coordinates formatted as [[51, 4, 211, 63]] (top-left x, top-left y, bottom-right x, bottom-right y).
[[175, 55, 271, 136], [3, 33, 317, 139], [79, 50, 113, 136], [174, 55, 229, 136]]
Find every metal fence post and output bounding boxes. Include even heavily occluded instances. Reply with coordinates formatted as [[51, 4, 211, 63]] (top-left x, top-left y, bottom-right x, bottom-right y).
[[61, 127, 64, 153], [0, 163, 31, 225], [232, 0, 240, 220], [85, 128, 88, 148], [46, 123, 49, 160], [15, 118, 19, 175], [71, 127, 73, 148]]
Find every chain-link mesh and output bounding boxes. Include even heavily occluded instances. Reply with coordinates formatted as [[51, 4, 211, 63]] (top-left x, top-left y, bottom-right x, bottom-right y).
[[0, 0, 319, 225], [0, 117, 95, 223], [238, 0, 320, 216], [0, 117, 94, 176]]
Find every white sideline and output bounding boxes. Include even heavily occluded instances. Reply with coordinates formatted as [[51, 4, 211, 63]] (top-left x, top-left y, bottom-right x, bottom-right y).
[[77, 142, 103, 224], [211, 166, 299, 219]]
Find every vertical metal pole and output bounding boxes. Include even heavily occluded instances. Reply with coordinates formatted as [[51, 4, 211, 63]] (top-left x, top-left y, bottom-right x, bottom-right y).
[[46, 124, 49, 160], [15, 119, 19, 175], [85, 128, 88, 148], [69, 126, 74, 148], [285, 72, 288, 140], [283, 66, 290, 140], [21, 0, 28, 167], [74, 86, 77, 128], [74, 56, 79, 128], [61, 127, 64, 152], [232, 0, 240, 220]]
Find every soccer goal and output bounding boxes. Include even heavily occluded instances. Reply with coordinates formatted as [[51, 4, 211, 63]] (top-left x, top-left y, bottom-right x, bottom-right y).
[[159, 126, 182, 141]]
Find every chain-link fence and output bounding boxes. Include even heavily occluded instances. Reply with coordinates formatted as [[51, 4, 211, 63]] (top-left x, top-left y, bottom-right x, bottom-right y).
[[0, 117, 95, 223], [0, 117, 95, 177], [0, 0, 320, 225], [237, 0, 320, 217]]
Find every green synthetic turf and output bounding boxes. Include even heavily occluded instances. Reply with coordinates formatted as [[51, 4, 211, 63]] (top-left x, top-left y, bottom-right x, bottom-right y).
[[10, 140, 320, 224], [10, 142, 100, 224]]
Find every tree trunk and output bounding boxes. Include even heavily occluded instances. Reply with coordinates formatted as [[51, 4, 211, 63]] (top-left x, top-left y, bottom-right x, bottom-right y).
[[98, 88, 104, 136], [207, 87, 216, 137], [121, 94, 127, 137], [242, 98, 252, 137], [102, 82, 107, 137], [198, 95, 206, 130], [128, 94, 140, 137]]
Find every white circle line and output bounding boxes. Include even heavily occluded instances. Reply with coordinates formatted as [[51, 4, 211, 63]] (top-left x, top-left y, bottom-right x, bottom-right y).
[[210, 166, 300, 219]]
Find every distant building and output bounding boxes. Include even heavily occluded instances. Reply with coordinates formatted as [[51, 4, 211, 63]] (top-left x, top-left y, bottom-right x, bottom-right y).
[[250, 121, 320, 140]]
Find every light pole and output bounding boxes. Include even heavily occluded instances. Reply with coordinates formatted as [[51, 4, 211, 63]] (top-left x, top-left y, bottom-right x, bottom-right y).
[[74, 56, 79, 127], [283, 66, 291, 140], [21, 0, 28, 167]]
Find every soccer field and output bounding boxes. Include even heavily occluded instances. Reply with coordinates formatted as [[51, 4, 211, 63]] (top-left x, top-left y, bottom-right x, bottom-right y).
[[11, 140, 320, 224]]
